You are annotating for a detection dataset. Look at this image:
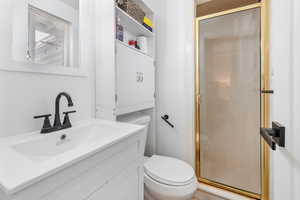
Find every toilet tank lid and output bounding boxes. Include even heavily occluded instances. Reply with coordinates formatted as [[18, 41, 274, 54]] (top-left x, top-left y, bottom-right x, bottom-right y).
[[118, 113, 151, 125]]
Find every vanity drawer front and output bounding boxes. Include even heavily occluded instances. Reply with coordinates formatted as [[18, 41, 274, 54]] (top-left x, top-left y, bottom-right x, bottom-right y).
[[42, 159, 142, 200], [10, 133, 143, 200], [86, 162, 143, 200], [41, 142, 142, 200]]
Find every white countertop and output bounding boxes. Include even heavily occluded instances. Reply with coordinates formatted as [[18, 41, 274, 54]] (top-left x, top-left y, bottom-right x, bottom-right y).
[[0, 119, 144, 195]]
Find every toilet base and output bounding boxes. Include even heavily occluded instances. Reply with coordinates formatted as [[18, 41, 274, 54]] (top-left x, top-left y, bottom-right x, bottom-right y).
[[144, 181, 196, 200], [144, 187, 155, 200], [145, 189, 195, 200]]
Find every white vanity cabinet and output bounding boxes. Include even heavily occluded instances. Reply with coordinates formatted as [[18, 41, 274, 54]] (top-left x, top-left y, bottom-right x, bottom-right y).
[[0, 122, 144, 200], [87, 163, 142, 200]]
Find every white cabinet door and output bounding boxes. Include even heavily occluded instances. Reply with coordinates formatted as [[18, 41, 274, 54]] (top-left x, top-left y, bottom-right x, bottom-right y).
[[116, 42, 155, 115], [136, 58, 155, 107], [87, 163, 142, 200]]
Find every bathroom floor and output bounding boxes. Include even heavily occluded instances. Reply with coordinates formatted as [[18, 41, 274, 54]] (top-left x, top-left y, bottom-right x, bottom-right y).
[[193, 190, 225, 200]]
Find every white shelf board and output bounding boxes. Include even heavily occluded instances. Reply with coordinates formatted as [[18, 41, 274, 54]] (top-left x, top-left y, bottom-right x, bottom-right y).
[[116, 6, 154, 38], [116, 39, 153, 58]]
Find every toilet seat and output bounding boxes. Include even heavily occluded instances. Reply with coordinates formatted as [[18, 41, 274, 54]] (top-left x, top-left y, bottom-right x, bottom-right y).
[[144, 155, 195, 186], [144, 173, 197, 200]]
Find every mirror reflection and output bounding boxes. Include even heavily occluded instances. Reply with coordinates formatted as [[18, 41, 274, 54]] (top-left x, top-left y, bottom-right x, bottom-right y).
[[0, 0, 79, 68]]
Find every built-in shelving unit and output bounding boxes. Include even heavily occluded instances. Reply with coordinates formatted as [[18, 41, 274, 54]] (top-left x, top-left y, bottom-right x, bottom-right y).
[[96, 0, 156, 156], [115, 2, 155, 58], [96, 0, 156, 118]]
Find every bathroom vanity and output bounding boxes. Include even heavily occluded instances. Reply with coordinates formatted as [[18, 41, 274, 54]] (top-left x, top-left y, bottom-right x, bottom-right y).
[[0, 120, 145, 200]]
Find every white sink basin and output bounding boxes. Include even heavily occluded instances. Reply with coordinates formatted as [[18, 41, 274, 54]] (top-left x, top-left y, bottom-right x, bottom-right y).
[[0, 119, 145, 194], [12, 126, 93, 159]]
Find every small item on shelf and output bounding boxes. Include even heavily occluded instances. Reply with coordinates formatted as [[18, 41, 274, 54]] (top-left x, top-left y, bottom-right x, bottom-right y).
[[135, 43, 141, 50], [143, 23, 153, 32], [116, 0, 124, 7], [128, 40, 136, 47], [137, 36, 148, 53], [116, 16, 124, 42], [143, 17, 153, 28], [143, 16, 153, 32], [117, 0, 145, 24], [128, 40, 141, 50]]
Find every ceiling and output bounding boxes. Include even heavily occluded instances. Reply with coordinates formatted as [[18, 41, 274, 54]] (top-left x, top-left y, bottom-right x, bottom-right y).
[[60, 0, 79, 10]]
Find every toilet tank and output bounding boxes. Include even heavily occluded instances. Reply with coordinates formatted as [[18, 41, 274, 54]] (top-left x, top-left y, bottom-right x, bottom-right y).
[[118, 113, 151, 155]]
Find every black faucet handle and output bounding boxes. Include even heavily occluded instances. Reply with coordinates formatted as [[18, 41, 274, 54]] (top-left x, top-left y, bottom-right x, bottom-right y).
[[63, 110, 76, 115], [34, 114, 52, 119], [34, 114, 52, 134], [63, 111, 76, 128]]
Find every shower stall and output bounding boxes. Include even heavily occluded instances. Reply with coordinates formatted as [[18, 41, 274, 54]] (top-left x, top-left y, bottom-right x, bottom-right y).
[[195, 1, 270, 199]]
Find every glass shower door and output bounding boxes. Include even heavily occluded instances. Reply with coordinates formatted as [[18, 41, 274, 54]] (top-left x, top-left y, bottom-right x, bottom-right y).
[[198, 8, 261, 195]]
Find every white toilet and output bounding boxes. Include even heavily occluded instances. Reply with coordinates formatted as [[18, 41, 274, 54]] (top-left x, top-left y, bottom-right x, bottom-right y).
[[119, 114, 197, 200]]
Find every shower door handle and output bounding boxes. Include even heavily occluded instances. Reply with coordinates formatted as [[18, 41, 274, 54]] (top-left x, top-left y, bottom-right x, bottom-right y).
[[261, 90, 274, 94], [260, 122, 285, 151], [260, 128, 276, 150]]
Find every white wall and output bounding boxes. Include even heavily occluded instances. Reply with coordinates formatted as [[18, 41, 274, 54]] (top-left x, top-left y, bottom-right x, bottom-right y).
[[0, 0, 95, 137], [144, 0, 195, 166], [270, 0, 300, 199]]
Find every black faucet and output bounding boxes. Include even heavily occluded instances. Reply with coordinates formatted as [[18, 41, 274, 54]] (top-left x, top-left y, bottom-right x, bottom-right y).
[[53, 92, 74, 129], [34, 92, 76, 134]]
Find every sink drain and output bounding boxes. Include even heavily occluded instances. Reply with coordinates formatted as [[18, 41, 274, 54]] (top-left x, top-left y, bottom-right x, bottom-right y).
[[60, 134, 67, 140]]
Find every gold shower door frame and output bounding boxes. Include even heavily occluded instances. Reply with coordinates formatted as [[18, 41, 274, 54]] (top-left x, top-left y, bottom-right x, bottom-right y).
[[194, 1, 270, 200]]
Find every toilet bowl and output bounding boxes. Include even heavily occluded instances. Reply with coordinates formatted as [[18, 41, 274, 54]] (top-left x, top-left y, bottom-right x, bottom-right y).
[[144, 155, 197, 200], [118, 113, 197, 200]]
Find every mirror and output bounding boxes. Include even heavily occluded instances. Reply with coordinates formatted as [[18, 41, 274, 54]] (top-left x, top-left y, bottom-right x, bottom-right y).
[[28, 6, 71, 66], [0, 0, 80, 73]]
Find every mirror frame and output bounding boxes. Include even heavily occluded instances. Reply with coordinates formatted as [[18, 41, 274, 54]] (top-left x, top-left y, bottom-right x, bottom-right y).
[[0, 0, 87, 77]]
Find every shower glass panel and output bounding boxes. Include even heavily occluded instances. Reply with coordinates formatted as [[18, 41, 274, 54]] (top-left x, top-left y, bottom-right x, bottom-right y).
[[198, 8, 261, 194]]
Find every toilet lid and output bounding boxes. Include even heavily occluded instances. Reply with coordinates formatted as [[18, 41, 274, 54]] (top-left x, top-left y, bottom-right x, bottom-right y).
[[144, 155, 195, 186]]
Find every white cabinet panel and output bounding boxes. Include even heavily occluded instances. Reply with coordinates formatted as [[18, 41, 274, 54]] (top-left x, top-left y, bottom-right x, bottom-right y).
[[41, 142, 140, 200], [116, 42, 155, 115], [0, 133, 143, 200], [87, 163, 141, 200]]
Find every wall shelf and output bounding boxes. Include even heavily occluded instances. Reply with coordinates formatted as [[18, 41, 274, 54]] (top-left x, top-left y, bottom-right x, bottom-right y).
[[116, 6, 154, 38], [116, 39, 152, 58]]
